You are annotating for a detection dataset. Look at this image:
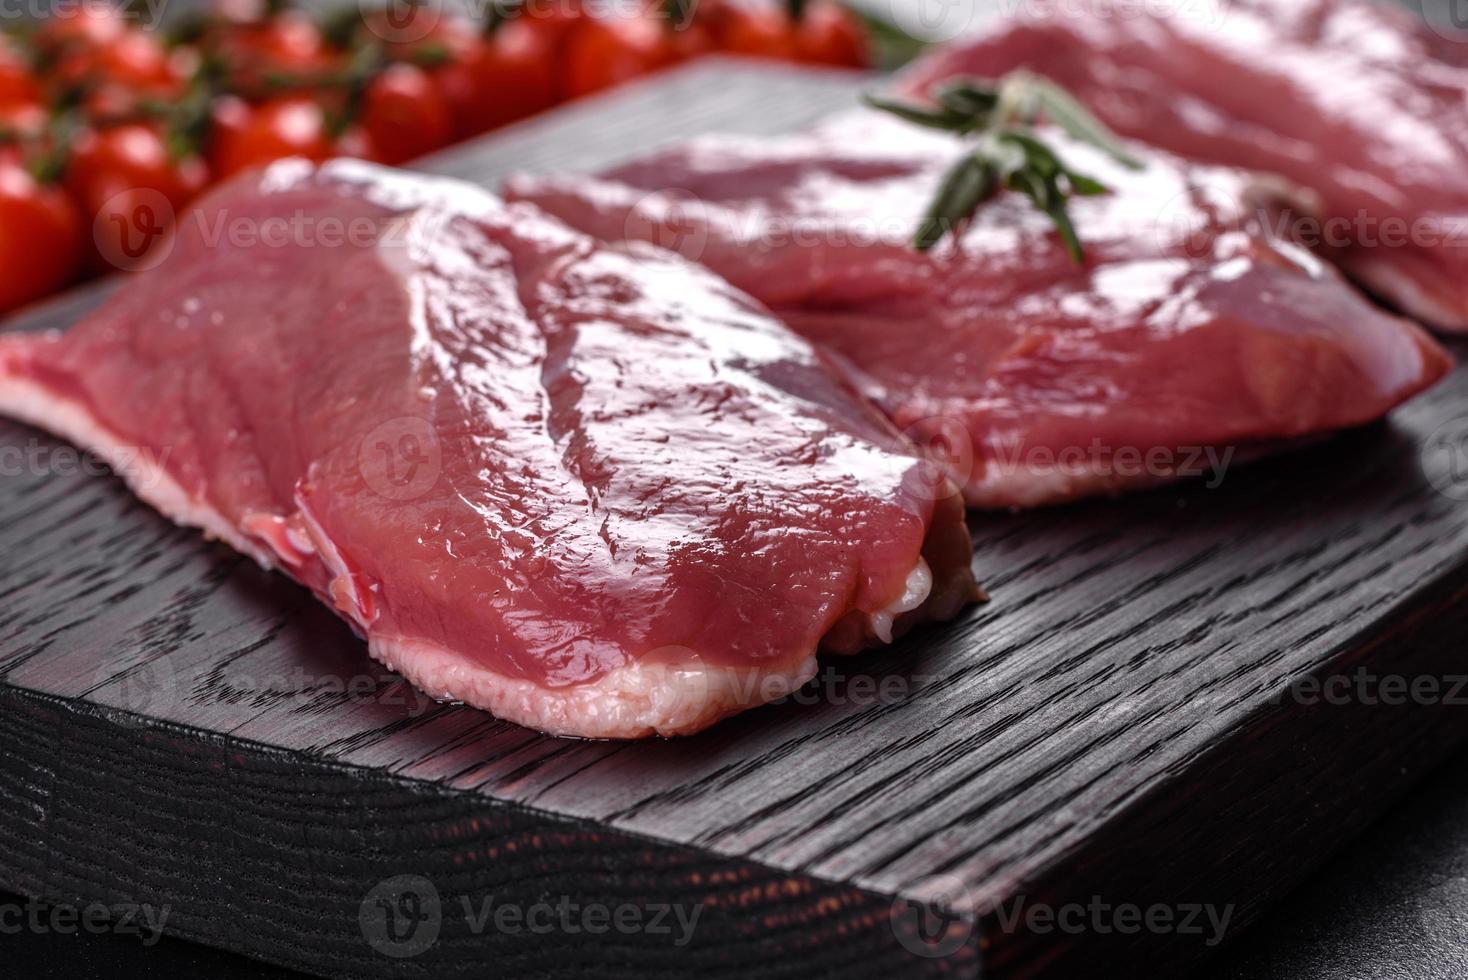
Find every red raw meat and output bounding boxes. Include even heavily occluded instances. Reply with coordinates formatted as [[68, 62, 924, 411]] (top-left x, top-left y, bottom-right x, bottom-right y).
[[0, 160, 978, 739], [506, 111, 1451, 508], [895, 0, 1468, 331]]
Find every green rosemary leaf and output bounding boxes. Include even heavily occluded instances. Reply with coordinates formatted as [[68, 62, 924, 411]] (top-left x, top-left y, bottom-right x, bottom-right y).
[[1015, 72, 1144, 170], [933, 80, 1000, 121], [1047, 202, 1085, 263], [914, 154, 998, 251], [867, 72, 1128, 261], [1065, 171, 1109, 196], [861, 94, 971, 133]]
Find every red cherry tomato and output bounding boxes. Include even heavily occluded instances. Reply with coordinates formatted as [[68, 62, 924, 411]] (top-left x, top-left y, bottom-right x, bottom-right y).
[[64, 123, 209, 273], [562, 13, 669, 100], [66, 123, 209, 211], [665, 19, 716, 63], [208, 96, 373, 179], [363, 63, 453, 165], [0, 36, 41, 107], [208, 96, 334, 178], [55, 27, 183, 93], [715, 3, 796, 60], [793, 0, 866, 67], [0, 161, 83, 314], [34, 5, 128, 55], [0, 102, 47, 151], [434, 20, 557, 139], [209, 12, 342, 96], [516, 0, 586, 51], [0, 103, 45, 170], [334, 125, 376, 162]]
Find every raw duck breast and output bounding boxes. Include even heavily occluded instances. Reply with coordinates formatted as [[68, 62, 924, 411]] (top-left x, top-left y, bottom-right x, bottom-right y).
[[894, 0, 1468, 331], [0, 160, 979, 739], [505, 112, 1451, 508]]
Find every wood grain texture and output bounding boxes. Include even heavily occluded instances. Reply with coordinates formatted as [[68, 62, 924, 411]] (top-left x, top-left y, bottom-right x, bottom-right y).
[[2, 60, 1468, 979]]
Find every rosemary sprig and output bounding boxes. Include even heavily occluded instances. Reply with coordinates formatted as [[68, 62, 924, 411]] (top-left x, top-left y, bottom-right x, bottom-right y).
[[864, 72, 1143, 262]]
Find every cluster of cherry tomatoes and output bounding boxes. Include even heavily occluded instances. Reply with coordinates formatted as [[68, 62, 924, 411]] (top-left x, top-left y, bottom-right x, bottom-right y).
[[0, 0, 869, 315]]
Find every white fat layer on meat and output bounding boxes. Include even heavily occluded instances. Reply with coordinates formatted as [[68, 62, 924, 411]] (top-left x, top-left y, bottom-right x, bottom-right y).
[[371, 633, 820, 739], [868, 558, 933, 645]]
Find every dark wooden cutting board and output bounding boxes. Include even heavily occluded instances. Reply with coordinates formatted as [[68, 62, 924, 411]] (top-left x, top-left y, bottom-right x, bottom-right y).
[[2, 61, 1468, 980]]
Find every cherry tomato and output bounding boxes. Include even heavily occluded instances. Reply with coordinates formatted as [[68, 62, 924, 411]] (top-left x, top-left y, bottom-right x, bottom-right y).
[[0, 36, 41, 107], [55, 27, 182, 93], [665, 18, 716, 63], [209, 12, 341, 96], [0, 161, 83, 314], [66, 123, 209, 211], [56, 26, 188, 122], [0, 102, 49, 171], [333, 125, 375, 162], [793, 0, 866, 67], [715, 3, 796, 60], [209, 96, 364, 179], [515, 0, 586, 51], [34, 5, 128, 56], [562, 13, 669, 100], [64, 123, 209, 273], [0, 102, 47, 151], [363, 63, 452, 165], [434, 20, 557, 138]]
